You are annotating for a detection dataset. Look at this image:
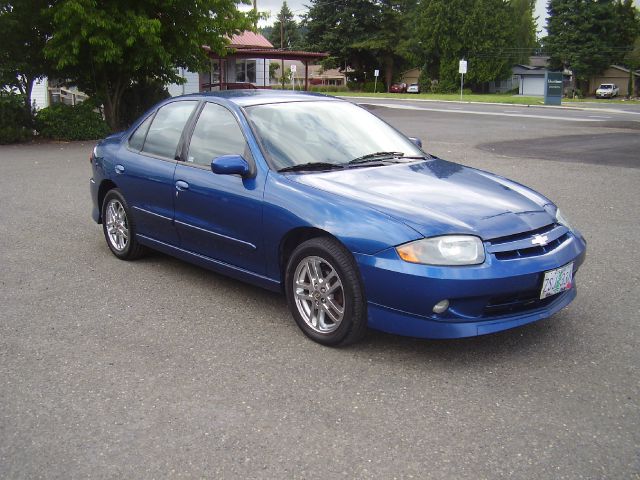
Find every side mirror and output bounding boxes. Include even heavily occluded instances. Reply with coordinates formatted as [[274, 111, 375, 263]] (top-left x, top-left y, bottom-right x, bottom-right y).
[[211, 154, 250, 177], [409, 137, 423, 148]]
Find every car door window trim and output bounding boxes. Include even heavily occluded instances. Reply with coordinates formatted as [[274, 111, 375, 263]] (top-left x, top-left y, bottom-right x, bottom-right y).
[[182, 100, 257, 177]]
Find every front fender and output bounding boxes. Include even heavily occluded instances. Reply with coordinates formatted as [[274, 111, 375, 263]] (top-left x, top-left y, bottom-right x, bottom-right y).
[[263, 172, 422, 281]]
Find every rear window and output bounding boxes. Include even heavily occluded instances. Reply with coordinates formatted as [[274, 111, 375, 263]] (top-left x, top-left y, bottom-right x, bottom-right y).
[[128, 114, 153, 151]]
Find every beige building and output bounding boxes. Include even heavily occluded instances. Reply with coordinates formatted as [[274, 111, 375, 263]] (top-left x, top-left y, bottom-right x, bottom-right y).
[[589, 65, 639, 97], [400, 68, 421, 85]]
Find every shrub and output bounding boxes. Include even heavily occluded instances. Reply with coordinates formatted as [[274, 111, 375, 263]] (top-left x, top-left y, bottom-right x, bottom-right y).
[[347, 80, 385, 93], [0, 92, 33, 144], [431, 80, 458, 94], [35, 102, 110, 141], [119, 79, 170, 128], [309, 85, 349, 93]]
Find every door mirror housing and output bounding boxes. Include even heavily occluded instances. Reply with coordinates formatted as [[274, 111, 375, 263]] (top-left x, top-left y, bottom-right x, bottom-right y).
[[211, 155, 250, 177], [409, 137, 423, 148]]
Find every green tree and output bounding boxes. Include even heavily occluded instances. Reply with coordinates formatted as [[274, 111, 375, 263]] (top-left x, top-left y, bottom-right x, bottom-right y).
[[45, 0, 257, 130], [350, 0, 417, 89], [304, 0, 379, 83], [0, 1, 53, 122], [414, 0, 515, 91], [624, 36, 640, 96], [268, 1, 302, 49], [546, 0, 639, 87], [304, 0, 414, 90], [510, 0, 538, 64]]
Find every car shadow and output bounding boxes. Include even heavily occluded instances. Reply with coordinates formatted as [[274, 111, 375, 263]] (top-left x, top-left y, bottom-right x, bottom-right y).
[[133, 249, 580, 367]]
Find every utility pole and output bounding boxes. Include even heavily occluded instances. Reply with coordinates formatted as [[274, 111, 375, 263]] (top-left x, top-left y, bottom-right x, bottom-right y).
[[253, 0, 257, 28], [280, 11, 285, 88]]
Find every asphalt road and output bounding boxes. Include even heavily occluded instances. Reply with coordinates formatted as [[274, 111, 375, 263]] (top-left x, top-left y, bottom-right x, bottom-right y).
[[1, 102, 639, 479]]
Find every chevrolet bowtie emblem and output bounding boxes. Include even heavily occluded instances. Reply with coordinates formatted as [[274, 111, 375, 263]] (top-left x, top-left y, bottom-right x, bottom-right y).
[[532, 234, 549, 246]]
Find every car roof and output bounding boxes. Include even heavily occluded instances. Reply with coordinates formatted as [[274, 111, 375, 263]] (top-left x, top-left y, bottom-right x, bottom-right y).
[[177, 89, 340, 107]]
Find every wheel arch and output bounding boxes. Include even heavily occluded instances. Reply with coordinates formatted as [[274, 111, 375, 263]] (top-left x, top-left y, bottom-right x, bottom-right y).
[[97, 179, 118, 223], [279, 227, 342, 289]]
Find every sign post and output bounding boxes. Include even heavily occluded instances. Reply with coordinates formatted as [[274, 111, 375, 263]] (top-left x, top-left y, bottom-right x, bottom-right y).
[[290, 64, 297, 91], [544, 71, 563, 105], [459, 59, 467, 101], [374, 69, 379, 93]]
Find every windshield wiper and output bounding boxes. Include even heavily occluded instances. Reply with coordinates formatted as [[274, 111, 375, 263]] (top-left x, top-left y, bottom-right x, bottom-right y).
[[348, 151, 405, 165], [278, 162, 345, 173]]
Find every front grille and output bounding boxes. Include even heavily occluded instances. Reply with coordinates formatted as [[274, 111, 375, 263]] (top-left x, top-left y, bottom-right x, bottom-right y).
[[483, 288, 560, 316], [487, 223, 570, 261]]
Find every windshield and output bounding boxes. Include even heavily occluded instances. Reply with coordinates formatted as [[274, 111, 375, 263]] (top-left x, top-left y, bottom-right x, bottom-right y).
[[245, 101, 425, 171], [599, 84, 613, 89]]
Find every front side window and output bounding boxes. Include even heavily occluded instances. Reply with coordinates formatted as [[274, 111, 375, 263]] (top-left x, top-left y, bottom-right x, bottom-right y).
[[142, 101, 197, 159], [187, 103, 249, 167], [236, 60, 256, 83]]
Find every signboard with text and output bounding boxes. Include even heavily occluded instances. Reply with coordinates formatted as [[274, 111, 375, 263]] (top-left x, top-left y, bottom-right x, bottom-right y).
[[544, 72, 563, 105]]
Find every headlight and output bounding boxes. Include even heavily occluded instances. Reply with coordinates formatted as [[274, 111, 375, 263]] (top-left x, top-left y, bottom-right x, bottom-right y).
[[555, 208, 573, 231], [396, 235, 485, 265]]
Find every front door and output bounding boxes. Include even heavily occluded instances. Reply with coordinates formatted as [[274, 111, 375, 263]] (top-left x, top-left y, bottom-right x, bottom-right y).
[[173, 102, 265, 274]]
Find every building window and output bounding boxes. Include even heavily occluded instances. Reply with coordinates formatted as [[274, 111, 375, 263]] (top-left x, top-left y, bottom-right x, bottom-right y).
[[236, 60, 257, 83]]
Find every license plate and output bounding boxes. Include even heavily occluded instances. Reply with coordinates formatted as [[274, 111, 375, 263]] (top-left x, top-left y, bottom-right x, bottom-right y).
[[540, 262, 574, 299]]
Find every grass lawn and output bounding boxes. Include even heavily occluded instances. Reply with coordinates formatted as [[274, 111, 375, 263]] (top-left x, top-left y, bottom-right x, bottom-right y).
[[562, 97, 640, 104], [331, 91, 640, 105]]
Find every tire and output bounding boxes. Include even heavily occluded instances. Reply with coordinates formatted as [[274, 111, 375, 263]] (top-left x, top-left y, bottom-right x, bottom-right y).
[[285, 237, 367, 346], [101, 189, 145, 260]]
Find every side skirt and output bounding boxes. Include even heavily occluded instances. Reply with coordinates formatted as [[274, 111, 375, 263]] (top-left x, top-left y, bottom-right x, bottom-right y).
[[137, 234, 282, 293]]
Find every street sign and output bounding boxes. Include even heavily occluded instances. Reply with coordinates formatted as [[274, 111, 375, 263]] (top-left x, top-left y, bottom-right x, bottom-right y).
[[290, 64, 297, 73], [459, 59, 467, 100], [374, 69, 379, 77]]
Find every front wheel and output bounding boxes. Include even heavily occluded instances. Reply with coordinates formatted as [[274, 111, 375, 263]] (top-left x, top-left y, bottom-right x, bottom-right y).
[[285, 237, 367, 346], [102, 189, 145, 260]]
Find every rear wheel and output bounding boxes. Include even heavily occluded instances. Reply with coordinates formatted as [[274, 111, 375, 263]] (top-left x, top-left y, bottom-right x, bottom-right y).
[[285, 237, 367, 346], [102, 189, 145, 260]]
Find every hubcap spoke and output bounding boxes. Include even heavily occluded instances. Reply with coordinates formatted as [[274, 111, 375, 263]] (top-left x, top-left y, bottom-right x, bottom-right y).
[[293, 255, 345, 334], [106, 199, 129, 252]]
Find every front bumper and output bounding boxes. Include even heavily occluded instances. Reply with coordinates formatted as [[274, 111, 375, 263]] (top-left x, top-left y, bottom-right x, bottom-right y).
[[355, 232, 586, 339]]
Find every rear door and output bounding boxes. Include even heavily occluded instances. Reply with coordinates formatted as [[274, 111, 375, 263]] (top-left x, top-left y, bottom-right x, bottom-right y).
[[173, 102, 265, 274], [116, 100, 198, 245]]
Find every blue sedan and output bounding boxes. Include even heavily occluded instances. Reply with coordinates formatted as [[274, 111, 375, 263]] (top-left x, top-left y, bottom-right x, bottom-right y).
[[90, 91, 586, 346]]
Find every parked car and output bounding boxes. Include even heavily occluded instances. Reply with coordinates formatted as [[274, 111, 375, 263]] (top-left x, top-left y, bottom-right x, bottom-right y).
[[407, 83, 420, 94], [91, 91, 586, 346], [595, 83, 619, 98], [389, 82, 407, 93]]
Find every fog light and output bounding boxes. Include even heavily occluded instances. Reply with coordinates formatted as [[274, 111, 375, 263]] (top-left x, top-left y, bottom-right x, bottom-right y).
[[433, 299, 449, 314]]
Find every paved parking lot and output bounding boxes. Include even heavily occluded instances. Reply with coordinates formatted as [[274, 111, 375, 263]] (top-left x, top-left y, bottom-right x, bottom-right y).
[[1, 103, 639, 479]]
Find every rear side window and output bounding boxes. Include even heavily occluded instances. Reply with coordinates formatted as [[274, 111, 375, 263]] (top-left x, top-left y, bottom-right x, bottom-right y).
[[142, 101, 197, 159], [128, 114, 153, 151]]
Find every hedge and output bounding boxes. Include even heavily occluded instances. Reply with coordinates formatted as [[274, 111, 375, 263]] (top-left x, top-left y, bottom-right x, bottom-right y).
[[0, 93, 32, 144], [35, 102, 110, 141]]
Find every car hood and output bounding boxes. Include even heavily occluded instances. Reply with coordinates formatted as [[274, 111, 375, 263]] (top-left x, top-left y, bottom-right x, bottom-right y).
[[288, 159, 555, 240]]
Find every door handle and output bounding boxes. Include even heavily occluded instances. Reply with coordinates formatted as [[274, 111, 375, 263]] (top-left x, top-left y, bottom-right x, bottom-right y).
[[115, 164, 125, 174], [175, 180, 190, 191]]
